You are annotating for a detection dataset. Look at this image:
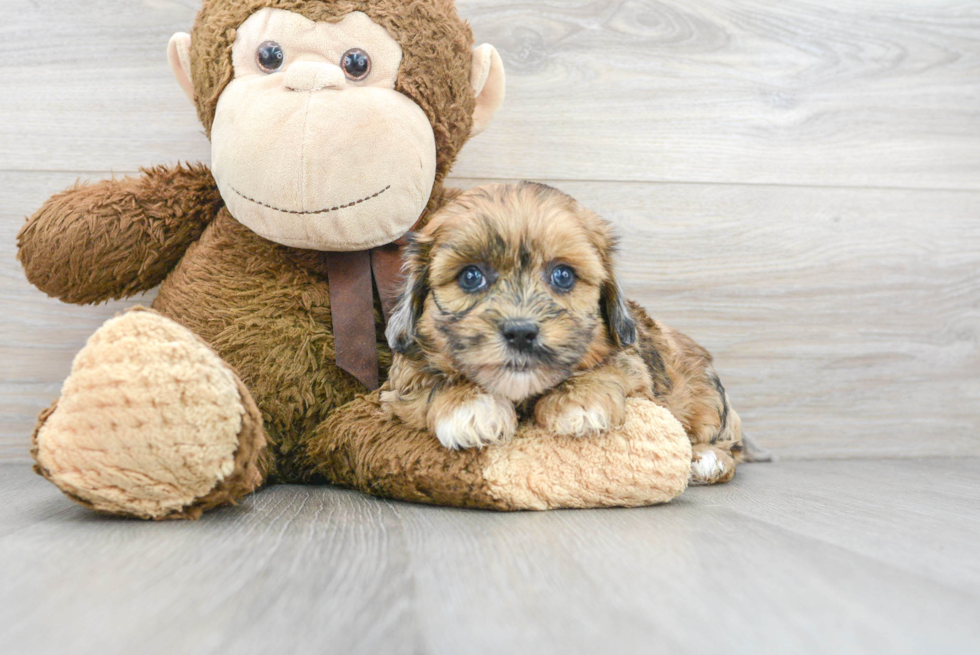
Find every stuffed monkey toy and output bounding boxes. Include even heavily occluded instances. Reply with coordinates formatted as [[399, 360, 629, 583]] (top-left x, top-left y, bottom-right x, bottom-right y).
[[17, 0, 692, 520]]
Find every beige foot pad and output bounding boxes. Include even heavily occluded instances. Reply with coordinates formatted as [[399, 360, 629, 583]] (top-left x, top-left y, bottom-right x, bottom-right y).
[[33, 309, 265, 519], [482, 399, 693, 509]]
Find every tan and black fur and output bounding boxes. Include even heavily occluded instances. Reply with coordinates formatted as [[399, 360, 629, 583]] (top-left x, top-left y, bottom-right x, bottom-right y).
[[383, 182, 744, 484]]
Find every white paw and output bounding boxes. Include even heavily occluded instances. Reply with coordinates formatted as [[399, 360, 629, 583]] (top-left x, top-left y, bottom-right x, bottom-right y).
[[691, 449, 727, 485], [434, 394, 517, 450], [537, 388, 625, 438], [548, 404, 612, 438]]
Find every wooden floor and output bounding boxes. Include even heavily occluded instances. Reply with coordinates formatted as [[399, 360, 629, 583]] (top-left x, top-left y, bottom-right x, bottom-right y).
[[1, 458, 978, 655]]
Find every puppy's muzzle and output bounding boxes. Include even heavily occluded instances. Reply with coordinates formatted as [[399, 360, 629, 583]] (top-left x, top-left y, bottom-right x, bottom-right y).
[[501, 319, 540, 353]]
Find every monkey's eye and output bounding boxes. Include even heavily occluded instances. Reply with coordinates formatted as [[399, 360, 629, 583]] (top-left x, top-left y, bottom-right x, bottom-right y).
[[341, 48, 372, 80], [550, 265, 577, 292], [256, 41, 285, 73], [458, 266, 488, 293]]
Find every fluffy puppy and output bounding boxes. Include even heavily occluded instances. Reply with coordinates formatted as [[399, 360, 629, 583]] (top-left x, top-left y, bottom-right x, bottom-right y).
[[383, 182, 744, 484]]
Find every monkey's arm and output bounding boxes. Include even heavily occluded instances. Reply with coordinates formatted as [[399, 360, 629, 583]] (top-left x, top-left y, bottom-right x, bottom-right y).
[[18, 163, 223, 305]]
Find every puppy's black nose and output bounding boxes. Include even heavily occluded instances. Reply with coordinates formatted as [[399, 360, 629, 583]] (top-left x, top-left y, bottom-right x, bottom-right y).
[[501, 320, 540, 352]]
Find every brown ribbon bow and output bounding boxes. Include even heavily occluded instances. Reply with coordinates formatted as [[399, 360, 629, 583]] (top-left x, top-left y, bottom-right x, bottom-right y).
[[324, 241, 404, 390]]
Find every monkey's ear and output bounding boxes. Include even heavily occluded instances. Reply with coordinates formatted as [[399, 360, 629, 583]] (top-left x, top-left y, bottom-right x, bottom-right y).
[[470, 44, 506, 137], [601, 280, 637, 348], [385, 238, 431, 354], [168, 33, 195, 103]]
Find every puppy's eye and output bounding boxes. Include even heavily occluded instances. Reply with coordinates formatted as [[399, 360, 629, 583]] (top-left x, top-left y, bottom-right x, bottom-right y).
[[341, 48, 371, 80], [550, 265, 577, 292], [458, 266, 487, 293], [256, 41, 285, 73]]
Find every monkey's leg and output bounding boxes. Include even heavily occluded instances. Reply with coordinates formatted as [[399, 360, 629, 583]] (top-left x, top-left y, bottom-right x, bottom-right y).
[[299, 393, 693, 511], [31, 309, 268, 520]]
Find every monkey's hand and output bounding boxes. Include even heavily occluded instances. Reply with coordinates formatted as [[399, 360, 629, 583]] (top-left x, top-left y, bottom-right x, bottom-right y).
[[18, 163, 222, 305]]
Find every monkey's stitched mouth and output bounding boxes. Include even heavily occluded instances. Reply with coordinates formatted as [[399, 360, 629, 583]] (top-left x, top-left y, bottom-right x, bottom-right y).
[[230, 185, 391, 215]]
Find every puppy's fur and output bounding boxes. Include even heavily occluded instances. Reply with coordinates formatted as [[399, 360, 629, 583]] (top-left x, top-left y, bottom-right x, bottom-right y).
[[383, 182, 743, 484]]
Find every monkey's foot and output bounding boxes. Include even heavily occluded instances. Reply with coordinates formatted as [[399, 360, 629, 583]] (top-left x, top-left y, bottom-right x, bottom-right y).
[[32, 309, 267, 520]]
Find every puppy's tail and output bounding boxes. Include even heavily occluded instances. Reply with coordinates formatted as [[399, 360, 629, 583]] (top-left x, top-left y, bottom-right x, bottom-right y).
[[740, 432, 774, 463]]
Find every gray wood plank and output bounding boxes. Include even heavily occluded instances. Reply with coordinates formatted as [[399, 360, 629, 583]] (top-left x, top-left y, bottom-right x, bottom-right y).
[[0, 0, 209, 173], [4, 171, 978, 461], [0, 478, 419, 655], [702, 458, 980, 594], [1, 0, 978, 189], [458, 0, 980, 189], [1, 459, 979, 655]]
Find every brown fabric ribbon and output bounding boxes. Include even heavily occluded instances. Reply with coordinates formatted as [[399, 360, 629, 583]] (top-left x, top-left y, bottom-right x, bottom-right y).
[[324, 242, 405, 391], [371, 241, 405, 324]]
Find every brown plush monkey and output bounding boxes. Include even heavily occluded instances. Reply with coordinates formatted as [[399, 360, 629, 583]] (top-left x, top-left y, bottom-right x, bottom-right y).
[[17, 0, 692, 519]]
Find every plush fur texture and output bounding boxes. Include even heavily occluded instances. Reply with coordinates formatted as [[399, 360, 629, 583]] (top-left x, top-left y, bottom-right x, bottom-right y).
[[17, 0, 694, 518], [382, 183, 744, 483], [17, 164, 223, 305]]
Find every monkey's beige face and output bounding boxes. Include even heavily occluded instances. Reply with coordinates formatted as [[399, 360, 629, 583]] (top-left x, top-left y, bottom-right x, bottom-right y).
[[394, 185, 629, 402], [210, 8, 436, 251]]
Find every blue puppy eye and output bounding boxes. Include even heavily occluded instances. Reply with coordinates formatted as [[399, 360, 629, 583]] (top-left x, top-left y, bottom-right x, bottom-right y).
[[550, 265, 576, 291], [458, 266, 487, 293]]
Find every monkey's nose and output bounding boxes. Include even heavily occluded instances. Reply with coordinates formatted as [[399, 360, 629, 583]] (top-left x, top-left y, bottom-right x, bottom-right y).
[[501, 320, 540, 352], [283, 61, 346, 92]]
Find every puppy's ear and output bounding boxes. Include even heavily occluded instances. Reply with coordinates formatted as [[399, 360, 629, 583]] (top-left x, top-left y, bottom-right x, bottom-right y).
[[601, 279, 637, 347], [579, 205, 637, 348], [386, 234, 432, 354]]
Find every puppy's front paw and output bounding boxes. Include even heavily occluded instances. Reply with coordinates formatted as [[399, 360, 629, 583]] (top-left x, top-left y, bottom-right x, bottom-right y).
[[430, 393, 517, 450], [535, 384, 627, 438]]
